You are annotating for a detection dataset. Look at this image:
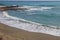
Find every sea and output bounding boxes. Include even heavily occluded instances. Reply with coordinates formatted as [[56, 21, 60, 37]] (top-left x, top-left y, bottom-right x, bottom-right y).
[[0, 1, 60, 36]]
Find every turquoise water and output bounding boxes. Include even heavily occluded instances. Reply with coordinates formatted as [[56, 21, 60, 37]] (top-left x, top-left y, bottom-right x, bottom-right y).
[[0, 1, 60, 27]]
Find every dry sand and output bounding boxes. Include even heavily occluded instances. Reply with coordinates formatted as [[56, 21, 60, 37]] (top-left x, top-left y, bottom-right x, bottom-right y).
[[0, 23, 60, 40]]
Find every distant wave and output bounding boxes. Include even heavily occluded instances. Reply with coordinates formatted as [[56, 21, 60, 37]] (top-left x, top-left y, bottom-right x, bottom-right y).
[[18, 6, 54, 11], [38, 5, 60, 7], [38, 5, 55, 6], [0, 11, 60, 37], [28, 7, 53, 11]]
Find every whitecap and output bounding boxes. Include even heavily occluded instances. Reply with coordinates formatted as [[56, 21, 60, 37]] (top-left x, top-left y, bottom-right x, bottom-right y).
[[18, 6, 54, 11]]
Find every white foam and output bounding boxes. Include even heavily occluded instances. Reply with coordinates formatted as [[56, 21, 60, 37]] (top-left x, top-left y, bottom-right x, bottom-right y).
[[28, 7, 53, 11], [41, 7, 53, 9], [18, 6, 54, 11], [0, 11, 60, 37]]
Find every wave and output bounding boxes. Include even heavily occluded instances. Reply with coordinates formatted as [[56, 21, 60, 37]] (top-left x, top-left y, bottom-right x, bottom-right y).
[[38, 5, 55, 7], [0, 11, 60, 37], [2, 11, 42, 24], [18, 6, 54, 11], [29, 7, 53, 11]]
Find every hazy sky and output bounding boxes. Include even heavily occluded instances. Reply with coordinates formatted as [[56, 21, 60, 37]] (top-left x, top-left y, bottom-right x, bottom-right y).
[[0, 0, 60, 1]]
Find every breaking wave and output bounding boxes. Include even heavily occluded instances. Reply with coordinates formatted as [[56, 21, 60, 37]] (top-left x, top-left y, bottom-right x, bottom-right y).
[[0, 11, 60, 37], [19, 6, 54, 11]]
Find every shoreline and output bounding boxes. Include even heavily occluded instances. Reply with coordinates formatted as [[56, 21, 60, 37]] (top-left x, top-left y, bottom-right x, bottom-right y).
[[0, 23, 60, 40], [0, 11, 60, 37]]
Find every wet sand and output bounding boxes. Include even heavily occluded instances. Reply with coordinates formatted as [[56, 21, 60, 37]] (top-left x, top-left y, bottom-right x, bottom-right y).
[[0, 23, 60, 40]]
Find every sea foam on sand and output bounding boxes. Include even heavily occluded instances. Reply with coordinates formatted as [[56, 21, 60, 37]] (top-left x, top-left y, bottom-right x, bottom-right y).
[[0, 11, 60, 37]]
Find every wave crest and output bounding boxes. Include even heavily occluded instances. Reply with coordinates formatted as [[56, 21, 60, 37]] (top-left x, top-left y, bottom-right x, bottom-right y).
[[20, 6, 54, 11]]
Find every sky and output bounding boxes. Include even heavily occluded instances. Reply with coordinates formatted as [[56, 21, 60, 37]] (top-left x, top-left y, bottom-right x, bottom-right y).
[[0, 0, 60, 1]]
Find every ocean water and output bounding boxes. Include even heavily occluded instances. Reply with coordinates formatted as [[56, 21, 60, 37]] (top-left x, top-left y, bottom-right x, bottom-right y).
[[0, 1, 60, 27], [0, 1, 60, 36]]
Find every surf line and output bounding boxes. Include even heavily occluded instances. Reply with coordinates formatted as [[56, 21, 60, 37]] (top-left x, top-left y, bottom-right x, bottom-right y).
[[1, 11, 60, 37]]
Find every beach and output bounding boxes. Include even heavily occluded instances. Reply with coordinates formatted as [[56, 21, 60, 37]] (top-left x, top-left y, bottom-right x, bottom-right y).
[[0, 1, 60, 40], [0, 11, 60, 37], [0, 23, 60, 40], [0, 9, 60, 40], [0, 11, 60, 40]]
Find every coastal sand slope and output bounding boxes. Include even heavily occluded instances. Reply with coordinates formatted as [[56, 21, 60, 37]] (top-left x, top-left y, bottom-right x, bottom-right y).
[[0, 23, 60, 40]]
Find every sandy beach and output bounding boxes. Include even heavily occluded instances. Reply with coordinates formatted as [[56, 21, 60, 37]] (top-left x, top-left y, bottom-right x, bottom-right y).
[[0, 23, 60, 40]]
